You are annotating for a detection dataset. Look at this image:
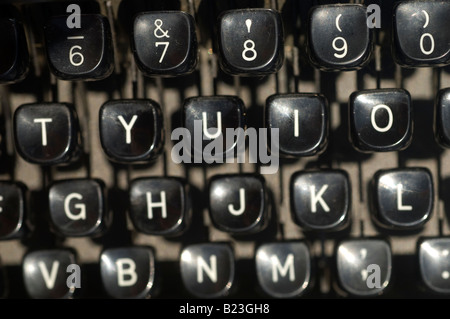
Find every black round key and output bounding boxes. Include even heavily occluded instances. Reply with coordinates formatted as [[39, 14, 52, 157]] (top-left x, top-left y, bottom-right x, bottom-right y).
[[307, 4, 373, 71], [217, 9, 284, 76], [349, 89, 413, 152], [44, 14, 114, 80], [0, 182, 29, 240], [0, 17, 29, 84], [180, 243, 235, 298], [13, 103, 81, 165], [132, 11, 198, 76], [23, 249, 78, 299], [99, 99, 164, 163], [100, 246, 157, 299], [48, 179, 110, 237], [265, 93, 328, 157], [290, 170, 350, 231], [419, 238, 450, 294], [208, 174, 268, 235], [434, 88, 450, 148], [129, 177, 191, 237], [393, 1, 450, 67], [255, 242, 312, 298], [371, 168, 434, 230], [336, 239, 392, 296]]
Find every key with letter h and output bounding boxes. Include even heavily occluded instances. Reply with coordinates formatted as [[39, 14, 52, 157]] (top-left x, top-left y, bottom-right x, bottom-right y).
[[128, 177, 191, 237]]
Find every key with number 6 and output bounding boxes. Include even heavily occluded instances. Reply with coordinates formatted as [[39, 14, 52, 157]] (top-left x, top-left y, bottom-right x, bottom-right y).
[[44, 14, 114, 81]]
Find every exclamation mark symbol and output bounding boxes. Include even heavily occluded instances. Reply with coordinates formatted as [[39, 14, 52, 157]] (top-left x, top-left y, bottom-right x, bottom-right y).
[[245, 19, 252, 33]]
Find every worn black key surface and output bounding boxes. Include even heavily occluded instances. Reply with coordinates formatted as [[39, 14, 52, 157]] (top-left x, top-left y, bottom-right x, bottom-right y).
[[100, 246, 157, 299], [255, 242, 312, 298], [0, 17, 29, 84], [180, 243, 235, 298], [371, 168, 433, 230], [129, 177, 191, 236], [0, 182, 28, 240], [181, 96, 245, 162], [99, 99, 164, 163], [48, 179, 109, 237], [208, 174, 268, 235], [22, 249, 78, 299], [132, 11, 197, 76], [13, 103, 81, 165], [265, 93, 328, 157], [336, 239, 392, 296], [44, 14, 114, 80], [349, 89, 412, 152], [217, 9, 284, 76], [308, 4, 372, 71], [419, 238, 450, 294], [290, 170, 350, 231], [434, 88, 450, 148], [393, 1, 450, 67]]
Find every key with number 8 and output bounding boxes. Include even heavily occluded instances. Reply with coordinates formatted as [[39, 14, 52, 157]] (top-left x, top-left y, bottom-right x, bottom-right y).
[[217, 9, 284, 76]]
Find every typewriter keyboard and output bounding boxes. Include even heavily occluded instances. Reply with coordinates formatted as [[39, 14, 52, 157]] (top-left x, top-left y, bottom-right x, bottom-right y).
[[1, 0, 450, 299]]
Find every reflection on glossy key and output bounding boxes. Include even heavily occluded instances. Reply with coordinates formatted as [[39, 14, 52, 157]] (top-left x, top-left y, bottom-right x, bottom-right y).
[[23, 249, 78, 299], [13, 103, 81, 165], [129, 177, 191, 236], [393, 1, 450, 67], [180, 243, 235, 298], [290, 170, 350, 231], [100, 246, 157, 299], [132, 11, 197, 76], [371, 168, 433, 230], [336, 239, 392, 296], [265, 93, 329, 157], [308, 4, 373, 71], [48, 179, 110, 237], [419, 238, 450, 294], [349, 89, 412, 152], [217, 9, 284, 76], [44, 14, 113, 80], [208, 174, 269, 235], [0, 182, 29, 240], [255, 242, 312, 298]]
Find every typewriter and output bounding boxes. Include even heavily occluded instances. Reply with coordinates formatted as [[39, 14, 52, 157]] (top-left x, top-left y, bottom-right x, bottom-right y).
[[0, 0, 449, 300]]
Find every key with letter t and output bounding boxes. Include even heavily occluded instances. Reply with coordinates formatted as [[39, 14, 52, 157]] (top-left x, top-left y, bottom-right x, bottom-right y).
[[217, 9, 284, 76]]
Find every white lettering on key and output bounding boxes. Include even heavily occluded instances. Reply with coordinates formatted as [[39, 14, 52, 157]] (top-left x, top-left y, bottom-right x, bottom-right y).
[[197, 255, 217, 283], [228, 188, 245, 216], [294, 109, 299, 137], [146, 191, 167, 219], [38, 261, 60, 290], [64, 193, 86, 220], [271, 254, 295, 282], [371, 104, 393, 133], [202, 112, 222, 139], [310, 185, 330, 213], [34, 118, 52, 146], [116, 258, 138, 287], [118, 115, 138, 144], [397, 184, 412, 211]]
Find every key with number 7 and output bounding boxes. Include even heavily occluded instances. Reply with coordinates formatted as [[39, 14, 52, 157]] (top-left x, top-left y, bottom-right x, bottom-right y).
[[132, 11, 198, 77]]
